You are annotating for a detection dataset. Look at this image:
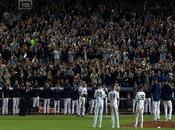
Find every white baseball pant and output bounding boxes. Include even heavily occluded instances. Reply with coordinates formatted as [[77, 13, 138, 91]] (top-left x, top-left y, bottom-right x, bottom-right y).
[[134, 107, 144, 128], [33, 97, 39, 108], [144, 98, 152, 114], [64, 98, 71, 114], [93, 101, 104, 128], [54, 100, 60, 114], [78, 96, 86, 116], [44, 99, 50, 114], [72, 100, 79, 114], [2, 98, 9, 115], [111, 105, 120, 128], [153, 101, 160, 121], [163, 100, 172, 121], [13, 98, 20, 115]]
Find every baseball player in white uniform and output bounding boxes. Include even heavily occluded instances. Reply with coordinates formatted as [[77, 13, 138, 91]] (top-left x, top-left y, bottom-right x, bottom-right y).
[[134, 87, 146, 128], [93, 85, 105, 128], [108, 85, 120, 128], [78, 81, 87, 116]]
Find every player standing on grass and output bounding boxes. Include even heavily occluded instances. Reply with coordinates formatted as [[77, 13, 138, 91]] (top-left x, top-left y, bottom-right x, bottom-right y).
[[90, 84, 97, 114], [78, 81, 88, 116], [12, 81, 20, 115], [108, 85, 120, 128], [53, 83, 61, 114], [63, 80, 72, 115], [134, 86, 146, 128], [43, 82, 51, 114], [144, 85, 152, 115], [152, 80, 161, 122], [71, 82, 79, 115], [161, 81, 173, 121], [2, 83, 10, 115], [93, 85, 105, 128]]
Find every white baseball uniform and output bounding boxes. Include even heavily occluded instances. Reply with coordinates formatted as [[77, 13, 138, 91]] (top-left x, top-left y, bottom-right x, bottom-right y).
[[78, 86, 87, 116], [134, 91, 146, 128], [93, 88, 105, 128], [108, 90, 120, 128]]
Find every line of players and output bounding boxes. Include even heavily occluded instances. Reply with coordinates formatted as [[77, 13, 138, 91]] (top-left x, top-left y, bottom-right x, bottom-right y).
[[1, 80, 108, 116], [1, 79, 174, 128]]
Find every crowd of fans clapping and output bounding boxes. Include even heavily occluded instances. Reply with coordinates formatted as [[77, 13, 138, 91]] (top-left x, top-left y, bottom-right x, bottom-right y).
[[0, 0, 175, 91]]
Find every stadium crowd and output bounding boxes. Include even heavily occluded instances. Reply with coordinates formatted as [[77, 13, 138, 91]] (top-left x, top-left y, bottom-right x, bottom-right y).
[[0, 0, 175, 115]]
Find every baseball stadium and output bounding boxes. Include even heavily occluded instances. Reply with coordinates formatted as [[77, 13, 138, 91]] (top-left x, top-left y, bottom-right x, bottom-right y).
[[0, 0, 175, 130]]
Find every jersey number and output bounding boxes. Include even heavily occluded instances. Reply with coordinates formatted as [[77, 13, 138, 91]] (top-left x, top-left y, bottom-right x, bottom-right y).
[[140, 95, 144, 100], [110, 93, 115, 100], [97, 92, 102, 97]]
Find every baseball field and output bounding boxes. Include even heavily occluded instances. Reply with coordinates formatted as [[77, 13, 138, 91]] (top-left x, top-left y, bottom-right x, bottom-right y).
[[0, 115, 174, 130]]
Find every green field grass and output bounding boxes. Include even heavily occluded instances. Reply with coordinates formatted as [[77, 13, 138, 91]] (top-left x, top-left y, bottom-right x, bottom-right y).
[[0, 115, 174, 130]]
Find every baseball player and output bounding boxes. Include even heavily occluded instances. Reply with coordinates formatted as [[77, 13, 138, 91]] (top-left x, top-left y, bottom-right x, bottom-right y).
[[161, 81, 173, 121], [43, 82, 51, 114], [144, 85, 152, 114], [108, 86, 120, 128], [90, 84, 97, 114], [32, 81, 40, 114], [93, 85, 105, 128], [63, 80, 72, 115], [78, 81, 87, 116], [53, 83, 61, 114], [71, 82, 79, 115], [152, 80, 161, 122], [2, 83, 10, 115], [12, 81, 20, 115], [134, 86, 146, 128]]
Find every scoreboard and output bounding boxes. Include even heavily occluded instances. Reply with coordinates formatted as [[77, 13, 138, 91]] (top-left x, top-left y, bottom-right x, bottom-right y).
[[18, 0, 32, 10]]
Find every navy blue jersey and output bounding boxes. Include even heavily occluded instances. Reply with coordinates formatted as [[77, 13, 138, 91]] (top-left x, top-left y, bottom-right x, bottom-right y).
[[161, 84, 173, 101], [43, 87, 51, 99], [53, 88, 61, 100], [13, 86, 21, 98], [32, 85, 40, 97], [3, 87, 10, 98], [71, 87, 79, 100], [89, 87, 97, 99], [145, 87, 152, 98], [152, 83, 161, 101], [63, 85, 71, 98]]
